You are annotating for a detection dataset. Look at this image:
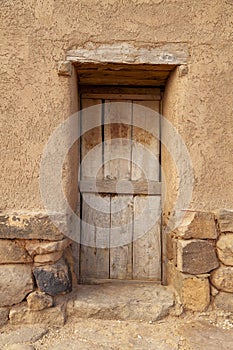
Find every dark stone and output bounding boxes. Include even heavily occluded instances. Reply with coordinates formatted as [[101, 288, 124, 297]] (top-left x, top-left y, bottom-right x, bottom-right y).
[[177, 239, 219, 274], [33, 258, 72, 296]]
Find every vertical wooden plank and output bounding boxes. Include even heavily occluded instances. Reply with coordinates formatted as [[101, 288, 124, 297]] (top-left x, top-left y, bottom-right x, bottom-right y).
[[132, 100, 161, 280], [73, 99, 81, 281], [104, 100, 133, 279], [104, 100, 132, 180], [132, 100, 160, 181], [72, 190, 81, 281], [81, 98, 103, 180], [80, 98, 110, 280], [133, 195, 161, 280], [81, 193, 110, 280], [110, 195, 133, 279]]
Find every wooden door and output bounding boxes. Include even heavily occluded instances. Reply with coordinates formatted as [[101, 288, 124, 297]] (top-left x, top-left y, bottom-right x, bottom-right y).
[[79, 87, 162, 283]]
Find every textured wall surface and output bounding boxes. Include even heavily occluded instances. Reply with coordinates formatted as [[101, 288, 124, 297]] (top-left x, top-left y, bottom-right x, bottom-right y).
[[0, 0, 233, 212]]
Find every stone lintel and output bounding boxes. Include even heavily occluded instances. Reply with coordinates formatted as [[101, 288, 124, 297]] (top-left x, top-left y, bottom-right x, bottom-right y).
[[0, 212, 65, 241]]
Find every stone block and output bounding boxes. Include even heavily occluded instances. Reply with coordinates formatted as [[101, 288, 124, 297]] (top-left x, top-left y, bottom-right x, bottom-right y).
[[0, 326, 47, 347], [166, 233, 177, 262], [216, 233, 233, 266], [27, 291, 53, 311], [215, 209, 233, 232], [167, 261, 210, 311], [177, 239, 219, 274], [0, 265, 34, 306], [57, 61, 72, 76], [33, 258, 72, 296], [34, 251, 63, 264], [214, 291, 233, 312], [210, 285, 219, 297], [25, 238, 71, 256], [0, 213, 64, 240], [0, 307, 9, 327], [180, 320, 233, 350], [174, 211, 217, 239], [9, 303, 66, 326], [0, 240, 32, 263], [211, 266, 233, 292]]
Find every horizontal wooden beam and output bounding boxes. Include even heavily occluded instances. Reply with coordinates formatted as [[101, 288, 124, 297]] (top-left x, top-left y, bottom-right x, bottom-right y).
[[79, 179, 161, 195], [67, 43, 188, 65], [80, 86, 161, 95], [81, 93, 161, 100]]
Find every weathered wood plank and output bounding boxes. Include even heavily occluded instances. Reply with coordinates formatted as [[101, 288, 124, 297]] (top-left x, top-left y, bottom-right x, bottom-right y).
[[110, 195, 133, 279], [67, 43, 189, 65], [79, 179, 161, 195], [104, 100, 132, 180], [82, 93, 161, 100], [81, 98, 102, 180], [78, 70, 169, 86], [131, 99, 161, 281], [133, 195, 161, 280], [79, 278, 160, 285], [80, 193, 110, 279], [80, 79, 166, 86], [80, 99, 110, 280], [80, 86, 161, 96], [132, 100, 160, 181], [78, 69, 169, 78], [75, 63, 176, 71]]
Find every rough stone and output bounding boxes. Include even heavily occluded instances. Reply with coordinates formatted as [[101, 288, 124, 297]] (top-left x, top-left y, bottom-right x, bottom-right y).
[[0, 240, 32, 263], [33, 258, 72, 296], [215, 209, 233, 233], [0, 213, 64, 240], [0, 265, 34, 307], [211, 285, 219, 297], [178, 64, 189, 77], [9, 303, 66, 326], [0, 306, 9, 326], [25, 238, 71, 256], [33, 251, 63, 264], [211, 266, 233, 292], [217, 233, 233, 266], [180, 321, 233, 350], [0, 326, 47, 346], [166, 233, 177, 263], [174, 211, 217, 239], [67, 283, 174, 322], [58, 61, 72, 76], [167, 261, 210, 311], [177, 239, 219, 274], [27, 291, 53, 310], [214, 291, 233, 312]]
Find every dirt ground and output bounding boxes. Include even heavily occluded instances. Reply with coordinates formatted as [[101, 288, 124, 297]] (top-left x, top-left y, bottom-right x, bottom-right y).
[[1, 309, 233, 350]]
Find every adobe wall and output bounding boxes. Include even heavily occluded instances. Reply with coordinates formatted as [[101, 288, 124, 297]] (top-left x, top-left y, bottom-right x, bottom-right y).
[[1, 0, 233, 211], [0, 0, 233, 324]]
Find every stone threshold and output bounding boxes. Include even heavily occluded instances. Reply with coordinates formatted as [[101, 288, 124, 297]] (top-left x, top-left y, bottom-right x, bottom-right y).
[[66, 282, 175, 322]]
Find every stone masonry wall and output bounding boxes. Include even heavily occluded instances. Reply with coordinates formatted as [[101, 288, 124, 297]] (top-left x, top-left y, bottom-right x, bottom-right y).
[[0, 213, 73, 327], [167, 209, 233, 312]]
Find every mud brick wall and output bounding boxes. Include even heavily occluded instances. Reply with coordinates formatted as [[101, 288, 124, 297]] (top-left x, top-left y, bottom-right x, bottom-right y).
[[167, 209, 233, 312], [0, 213, 72, 326]]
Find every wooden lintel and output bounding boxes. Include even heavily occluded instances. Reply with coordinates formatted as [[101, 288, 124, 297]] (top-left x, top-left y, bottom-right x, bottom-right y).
[[66, 43, 188, 65]]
